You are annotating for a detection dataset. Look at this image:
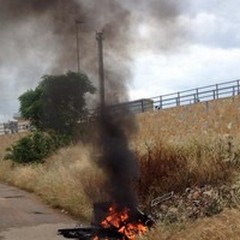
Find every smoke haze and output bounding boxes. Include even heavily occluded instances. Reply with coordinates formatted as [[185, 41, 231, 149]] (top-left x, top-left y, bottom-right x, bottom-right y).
[[0, 0, 188, 208], [0, 0, 186, 112]]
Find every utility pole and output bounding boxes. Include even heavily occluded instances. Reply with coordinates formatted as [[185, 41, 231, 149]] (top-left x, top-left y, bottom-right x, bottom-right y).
[[75, 20, 84, 73], [96, 31, 105, 110]]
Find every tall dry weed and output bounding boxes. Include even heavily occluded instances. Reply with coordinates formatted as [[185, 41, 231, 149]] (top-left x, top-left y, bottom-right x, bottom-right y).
[[135, 141, 188, 202], [134, 135, 240, 206]]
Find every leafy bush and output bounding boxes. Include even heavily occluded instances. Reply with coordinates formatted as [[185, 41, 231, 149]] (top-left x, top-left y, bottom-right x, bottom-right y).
[[4, 131, 71, 164]]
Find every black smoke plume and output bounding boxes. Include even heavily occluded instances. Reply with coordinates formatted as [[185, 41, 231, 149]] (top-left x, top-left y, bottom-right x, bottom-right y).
[[97, 106, 139, 207]]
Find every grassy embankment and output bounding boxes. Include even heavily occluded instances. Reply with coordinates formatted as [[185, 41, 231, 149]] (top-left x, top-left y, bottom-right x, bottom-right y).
[[1, 96, 240, 238]]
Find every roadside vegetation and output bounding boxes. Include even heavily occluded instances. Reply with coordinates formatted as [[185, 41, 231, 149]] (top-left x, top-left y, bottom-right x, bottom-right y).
[[5, 71, 95, 164], [1, 96, 240, 239]]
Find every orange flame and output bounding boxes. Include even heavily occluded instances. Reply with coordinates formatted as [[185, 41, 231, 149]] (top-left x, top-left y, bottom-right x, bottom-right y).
[[100, 204, 148, 240]]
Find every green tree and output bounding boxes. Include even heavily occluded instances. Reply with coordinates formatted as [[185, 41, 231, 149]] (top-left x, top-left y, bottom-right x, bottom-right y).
[[18, 87, 42, 128], [19, 71, 95, 137]]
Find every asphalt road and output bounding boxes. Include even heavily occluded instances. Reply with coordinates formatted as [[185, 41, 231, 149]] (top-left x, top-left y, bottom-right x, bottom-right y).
[[0, 183, 78, 240]]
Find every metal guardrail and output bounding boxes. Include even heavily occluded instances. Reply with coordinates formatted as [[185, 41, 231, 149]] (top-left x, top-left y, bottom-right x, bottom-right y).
[[152, 79, 240, 110], [125, 79, 240, 113], [1, 80, 240, 133]]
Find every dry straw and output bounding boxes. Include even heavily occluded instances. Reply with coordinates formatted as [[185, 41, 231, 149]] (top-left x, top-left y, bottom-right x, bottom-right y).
[[1, 97, 240, 238]]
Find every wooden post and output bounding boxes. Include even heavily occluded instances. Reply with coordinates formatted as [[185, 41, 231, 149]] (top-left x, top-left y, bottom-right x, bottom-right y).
[[96, 31, 105, 111], [75, 20, 84, 73]]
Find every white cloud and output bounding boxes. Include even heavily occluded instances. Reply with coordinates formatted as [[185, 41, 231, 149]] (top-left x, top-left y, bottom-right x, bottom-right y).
[[129, 0, 240, 100], [180, 12, 240, 48], [130, 45, 240, 100]]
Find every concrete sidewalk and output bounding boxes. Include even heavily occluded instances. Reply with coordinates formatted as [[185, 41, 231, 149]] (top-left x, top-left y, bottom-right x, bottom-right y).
[[0, 183, 77, 240]]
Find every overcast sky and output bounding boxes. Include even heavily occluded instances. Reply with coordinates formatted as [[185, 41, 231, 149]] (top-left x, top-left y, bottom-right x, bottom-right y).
[[130, 0, 240, 99], [1, 0, 240, 122]]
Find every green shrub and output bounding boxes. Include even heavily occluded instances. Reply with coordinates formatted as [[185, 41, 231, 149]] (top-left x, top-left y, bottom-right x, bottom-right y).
[[4, 131, 71, 164]]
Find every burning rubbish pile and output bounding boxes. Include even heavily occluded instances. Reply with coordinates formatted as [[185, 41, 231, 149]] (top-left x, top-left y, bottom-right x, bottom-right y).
[[58, 107, 155, 239], [58, 103, 155, 239], [59, 202, 154, 240], [99, 204, 150, 239]]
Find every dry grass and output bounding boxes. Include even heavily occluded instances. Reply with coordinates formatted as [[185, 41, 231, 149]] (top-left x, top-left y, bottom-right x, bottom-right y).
[[0, 143, 103, 221], [132, 96, 240, 204], [0, 133, 27, 159], [135, 135, 239, 205], [136, 96, 240, 141], [1, 133, 236, 221], [1, 97, 240, 238]]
